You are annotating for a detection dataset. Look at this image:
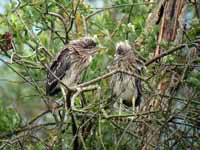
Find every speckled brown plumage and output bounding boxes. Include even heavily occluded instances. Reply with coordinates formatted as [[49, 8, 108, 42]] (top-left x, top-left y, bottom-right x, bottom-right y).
[[46, 37, 97, 96], [110, 42, 142, 107]]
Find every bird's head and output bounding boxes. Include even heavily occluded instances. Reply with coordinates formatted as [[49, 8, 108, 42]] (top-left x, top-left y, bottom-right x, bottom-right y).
[[70, 37, 97, 49], [115, 41, 132, 56]]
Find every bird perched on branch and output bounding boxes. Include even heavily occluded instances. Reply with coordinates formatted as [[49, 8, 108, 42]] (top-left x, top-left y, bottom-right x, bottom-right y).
[[110, 42, 143, 108], [46, 37, 97, 100]]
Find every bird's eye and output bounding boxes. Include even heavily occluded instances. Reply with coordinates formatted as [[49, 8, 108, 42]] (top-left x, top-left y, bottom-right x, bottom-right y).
[[87, 42, 96, 49], [117, 48, 124, 55]]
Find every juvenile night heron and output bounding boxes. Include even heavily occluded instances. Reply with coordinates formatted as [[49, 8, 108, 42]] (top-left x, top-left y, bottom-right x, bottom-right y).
[[110, 42, 142, 108], [46, 37, 97, 102]]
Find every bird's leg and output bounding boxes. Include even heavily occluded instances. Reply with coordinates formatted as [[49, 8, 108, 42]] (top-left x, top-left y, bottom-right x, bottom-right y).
[[60, 86, 67, 110], [96, 85, 101, 100], [135, 105, 139, 113], [71, 88, 81, 111], [97, 86, 108, 116], [119, 98, 122, 115], [132, 96, 136, 113]]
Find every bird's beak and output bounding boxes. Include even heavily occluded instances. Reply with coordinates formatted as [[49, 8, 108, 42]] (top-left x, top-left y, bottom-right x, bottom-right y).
[[90, 47, 105, 55], [96, 46, 107, 52]]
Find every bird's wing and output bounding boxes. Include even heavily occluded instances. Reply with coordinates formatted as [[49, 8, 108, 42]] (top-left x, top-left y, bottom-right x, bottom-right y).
[[134, 66, 142, 107], [127, 55, 142, 107], [46, 47, 71, 96]]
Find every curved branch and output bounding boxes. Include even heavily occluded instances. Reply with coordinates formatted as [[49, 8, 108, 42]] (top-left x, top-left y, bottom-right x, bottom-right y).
[[145, 44, 186, 66]]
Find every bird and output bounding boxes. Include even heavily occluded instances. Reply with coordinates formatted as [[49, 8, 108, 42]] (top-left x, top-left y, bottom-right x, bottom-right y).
[[110, 41, 142, 108], [46, 37, 97, 99]]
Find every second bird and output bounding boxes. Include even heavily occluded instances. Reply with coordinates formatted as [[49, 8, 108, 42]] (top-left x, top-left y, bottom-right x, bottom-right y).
[[110, 42, 142, 107]]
